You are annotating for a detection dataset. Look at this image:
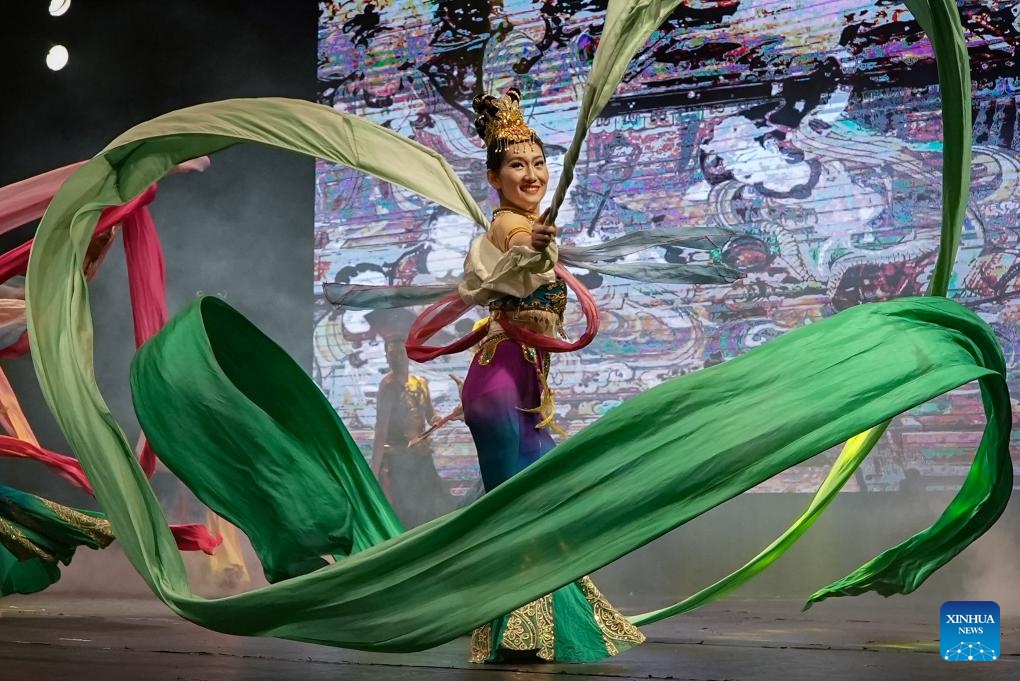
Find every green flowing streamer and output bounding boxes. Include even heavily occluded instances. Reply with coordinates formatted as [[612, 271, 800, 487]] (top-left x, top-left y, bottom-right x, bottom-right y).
[[19, 0, 677, 608], [630, 0, 976, 622], [103, 97, 488, 228], [629, 425, 889, 625], [546, 0, 684, 224], [137, 296, 1007, 642], [130, 295, 403, 583], [907, 0, 972, 297]]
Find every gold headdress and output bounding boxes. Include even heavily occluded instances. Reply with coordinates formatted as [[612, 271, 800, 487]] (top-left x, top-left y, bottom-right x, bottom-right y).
[[474, 88, 537, 152]]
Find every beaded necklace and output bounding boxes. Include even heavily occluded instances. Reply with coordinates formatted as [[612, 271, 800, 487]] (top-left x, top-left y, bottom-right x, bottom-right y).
[[492, 205, 538, 223]]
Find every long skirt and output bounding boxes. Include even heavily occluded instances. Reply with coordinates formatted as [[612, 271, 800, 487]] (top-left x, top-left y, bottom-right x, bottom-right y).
[[461, 335, 644, 663]]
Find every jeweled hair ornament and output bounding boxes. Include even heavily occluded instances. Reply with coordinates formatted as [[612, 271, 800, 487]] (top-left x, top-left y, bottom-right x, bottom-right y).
[[477, 88, 536, 152]]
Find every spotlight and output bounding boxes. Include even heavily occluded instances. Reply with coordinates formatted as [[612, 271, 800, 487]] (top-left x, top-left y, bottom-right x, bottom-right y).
[[48, 0, 71, 17], [46, 44, 69, 71]]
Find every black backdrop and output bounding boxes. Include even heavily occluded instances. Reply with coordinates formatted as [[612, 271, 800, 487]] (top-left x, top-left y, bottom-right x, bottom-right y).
[[0, 2, 316, 498]]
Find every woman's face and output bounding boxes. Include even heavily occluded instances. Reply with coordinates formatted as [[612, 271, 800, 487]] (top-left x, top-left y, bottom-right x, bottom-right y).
[[487, 142, 548, 213]]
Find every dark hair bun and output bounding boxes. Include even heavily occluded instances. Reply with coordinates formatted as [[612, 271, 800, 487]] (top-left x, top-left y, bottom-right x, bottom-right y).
[[471, 93, 498, 142], [471, 93, 498, 116], [471, 88, 523, 142]]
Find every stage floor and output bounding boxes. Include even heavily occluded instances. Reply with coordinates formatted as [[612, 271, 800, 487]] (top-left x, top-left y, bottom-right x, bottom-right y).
[[1, 593, 1016, 680]]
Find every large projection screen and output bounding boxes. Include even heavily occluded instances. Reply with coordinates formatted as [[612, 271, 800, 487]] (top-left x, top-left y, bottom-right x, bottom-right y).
[[315, 1, 1020, 496]]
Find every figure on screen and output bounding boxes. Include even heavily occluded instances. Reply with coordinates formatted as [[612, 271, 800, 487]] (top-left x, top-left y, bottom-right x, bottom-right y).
[[371, 336, 453, 528]]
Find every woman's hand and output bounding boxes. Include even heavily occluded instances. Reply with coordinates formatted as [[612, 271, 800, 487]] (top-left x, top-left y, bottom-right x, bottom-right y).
[[531, 211, 557, 251]]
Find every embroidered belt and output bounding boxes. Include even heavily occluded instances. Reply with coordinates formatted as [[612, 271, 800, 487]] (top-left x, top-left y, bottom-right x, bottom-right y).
[[487, 279, 567, 320]]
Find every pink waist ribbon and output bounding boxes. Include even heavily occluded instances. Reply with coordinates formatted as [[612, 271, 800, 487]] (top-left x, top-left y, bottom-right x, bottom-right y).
[[406, 262, 600, 362]]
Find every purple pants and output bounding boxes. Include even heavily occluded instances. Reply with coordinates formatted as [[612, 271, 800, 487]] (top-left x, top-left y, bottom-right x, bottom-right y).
[[462, 338, 555, 492]]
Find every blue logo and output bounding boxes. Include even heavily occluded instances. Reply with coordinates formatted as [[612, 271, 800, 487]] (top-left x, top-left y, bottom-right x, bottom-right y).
[[941, 601, 999, 661]]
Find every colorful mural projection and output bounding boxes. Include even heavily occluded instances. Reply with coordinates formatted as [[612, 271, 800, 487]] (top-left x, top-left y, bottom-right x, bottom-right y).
[[315, 0, 1020, 495]]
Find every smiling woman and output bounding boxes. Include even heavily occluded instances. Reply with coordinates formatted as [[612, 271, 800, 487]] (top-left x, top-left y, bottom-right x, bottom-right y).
[[423, 88, 648, 664], [486, 140, 558, 255]]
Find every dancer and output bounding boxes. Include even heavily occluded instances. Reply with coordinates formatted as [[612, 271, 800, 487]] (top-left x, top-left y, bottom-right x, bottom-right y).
[[448, 88, 645, 663]]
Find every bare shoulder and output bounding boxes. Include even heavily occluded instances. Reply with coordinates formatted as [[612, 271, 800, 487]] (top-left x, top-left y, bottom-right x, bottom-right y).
[[491, 211, 533, 229], [489, 212, 533, 250]]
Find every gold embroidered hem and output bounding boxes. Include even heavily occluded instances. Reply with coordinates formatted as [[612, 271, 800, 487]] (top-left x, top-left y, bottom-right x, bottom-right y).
[[0, 493, 114, 564], [468, 577, 644, 663], [468, 623, 493, 663], [469, 593, 556, 663], [577, 576, 646, 654], [39, 499, 115, 548], [0, 515, 54, 562]]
